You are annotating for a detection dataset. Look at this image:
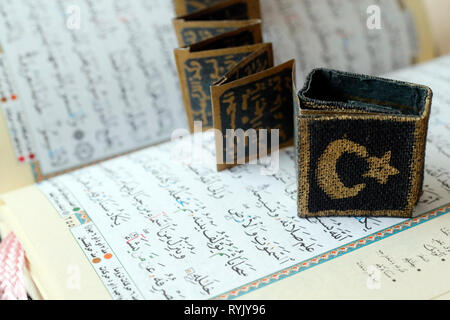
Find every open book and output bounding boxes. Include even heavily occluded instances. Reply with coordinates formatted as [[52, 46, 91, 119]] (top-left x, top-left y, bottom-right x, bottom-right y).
[[0, 0, 438, 194], [0, 0, 449, 299]]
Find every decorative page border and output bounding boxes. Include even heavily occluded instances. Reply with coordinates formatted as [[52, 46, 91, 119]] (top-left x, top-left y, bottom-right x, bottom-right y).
[[215, 203, 450, 300]]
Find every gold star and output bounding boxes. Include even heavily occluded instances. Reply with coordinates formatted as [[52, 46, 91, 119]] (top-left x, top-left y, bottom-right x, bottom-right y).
[[363, 151, 399, 185]]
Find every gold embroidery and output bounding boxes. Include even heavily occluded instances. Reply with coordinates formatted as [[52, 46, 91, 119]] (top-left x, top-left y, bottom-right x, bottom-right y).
[[297, 109, 432, 218], [363, 151, 399, 184], [316, 139, 368, 200], [316, 139, 399, 200]]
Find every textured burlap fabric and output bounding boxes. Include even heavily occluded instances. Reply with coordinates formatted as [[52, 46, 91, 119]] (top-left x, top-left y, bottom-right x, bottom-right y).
[[296, 68, 432, 218]]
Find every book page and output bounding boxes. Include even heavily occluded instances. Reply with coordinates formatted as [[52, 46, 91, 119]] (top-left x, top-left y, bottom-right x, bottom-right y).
[[0, 110, 34, 193], [1, 56, 446, 300], [423, 0, 450, 56], [0, 0, 186, 181], [261, 0, 434, 83], [240, 204, 450, 300]]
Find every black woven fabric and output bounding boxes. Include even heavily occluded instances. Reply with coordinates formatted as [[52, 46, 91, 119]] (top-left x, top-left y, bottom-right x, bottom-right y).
[[296, 68, 432, 218]]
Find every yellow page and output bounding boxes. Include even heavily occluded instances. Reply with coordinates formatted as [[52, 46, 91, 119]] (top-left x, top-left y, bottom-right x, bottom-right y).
[[434, 291, 450, 300], [404, 0, 435, 61], [423, 0, 450, 56], [0, 111, 34, 193], [0, 189, 110, 300]]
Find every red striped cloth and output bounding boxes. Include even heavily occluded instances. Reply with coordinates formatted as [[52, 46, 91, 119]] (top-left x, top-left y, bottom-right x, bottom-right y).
[[0, 233, 27, 300]]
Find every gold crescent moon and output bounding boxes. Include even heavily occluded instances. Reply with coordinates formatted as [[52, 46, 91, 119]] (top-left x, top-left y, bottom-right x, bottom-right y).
[[316, 139, 368, 200]]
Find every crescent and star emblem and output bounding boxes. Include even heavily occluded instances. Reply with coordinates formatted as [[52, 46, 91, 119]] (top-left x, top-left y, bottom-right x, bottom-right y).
[[316, 139, 400, 200]]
